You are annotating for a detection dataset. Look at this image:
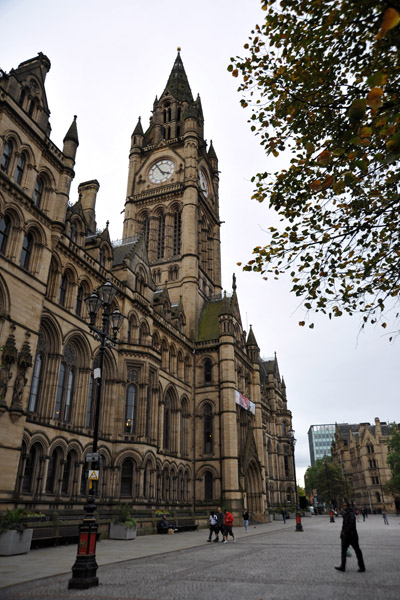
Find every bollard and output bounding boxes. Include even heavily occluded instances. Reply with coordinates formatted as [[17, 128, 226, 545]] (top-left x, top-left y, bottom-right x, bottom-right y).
[[295, 511, 304, 532]]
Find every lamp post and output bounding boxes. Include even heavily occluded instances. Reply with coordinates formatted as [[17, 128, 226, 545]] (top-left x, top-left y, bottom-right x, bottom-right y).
[[288, 428, 303, 532], [69, 280, 124, 590]]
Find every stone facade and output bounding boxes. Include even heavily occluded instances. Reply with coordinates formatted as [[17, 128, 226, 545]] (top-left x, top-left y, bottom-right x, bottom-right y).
[[0, 52, 295, 519], [331, 418, 399, 513]]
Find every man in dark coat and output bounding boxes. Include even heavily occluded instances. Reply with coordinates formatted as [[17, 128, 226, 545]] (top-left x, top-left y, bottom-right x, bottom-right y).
[[335, 501, 366, 572]]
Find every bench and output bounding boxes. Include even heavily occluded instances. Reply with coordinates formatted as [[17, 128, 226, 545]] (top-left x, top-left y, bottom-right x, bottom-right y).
[[176, 518, 198, 532], [31, 524, 100, 549], [157, 518, 198, 534]]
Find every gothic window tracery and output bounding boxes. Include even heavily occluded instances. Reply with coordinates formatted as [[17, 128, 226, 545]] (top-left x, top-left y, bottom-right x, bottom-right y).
[[0, 214, 11, 254], [157, 214, 165, 259], [33, 175, 44, 207], [14, 152, 26, 185], [1, 140, 13, 173], [20, 232, 33, 270], [54, 343, 78, 422], [203, 403, 213, 454]]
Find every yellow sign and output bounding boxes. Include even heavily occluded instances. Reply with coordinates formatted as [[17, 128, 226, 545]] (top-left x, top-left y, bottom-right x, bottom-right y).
[[88, 470, 99, 480]]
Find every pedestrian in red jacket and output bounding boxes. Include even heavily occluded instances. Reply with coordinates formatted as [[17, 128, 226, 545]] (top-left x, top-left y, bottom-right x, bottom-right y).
[[223, 509, 236, 543]]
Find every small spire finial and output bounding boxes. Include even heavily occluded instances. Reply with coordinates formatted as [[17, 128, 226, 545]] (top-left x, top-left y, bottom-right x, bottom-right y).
[[177, 46, 181, 52], [106, 220, 109, 228]]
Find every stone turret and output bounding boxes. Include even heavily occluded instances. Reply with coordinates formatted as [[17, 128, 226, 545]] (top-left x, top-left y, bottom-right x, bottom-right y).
[[78, 179, 99, 233]]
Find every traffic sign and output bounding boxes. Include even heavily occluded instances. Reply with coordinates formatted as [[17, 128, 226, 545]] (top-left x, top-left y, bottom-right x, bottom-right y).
[[86, 453, 99, 462], [88, 470, 99, 480]]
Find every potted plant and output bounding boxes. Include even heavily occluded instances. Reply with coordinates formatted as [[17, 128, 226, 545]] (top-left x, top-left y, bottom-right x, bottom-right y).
[[0, 508, 34, 555], [109, 504, 137, 540]]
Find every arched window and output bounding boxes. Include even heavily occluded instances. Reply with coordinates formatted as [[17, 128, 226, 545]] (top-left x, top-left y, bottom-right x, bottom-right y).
[[19, 89, 26, 107], [33, 176, 44, 206], [62, 452, 72, 494], [164, 395, 171, 450], [0, 215, 11, 254], [70, 221, 78, 243], [85, 374, 94, 428], [28, 99, 35, 117], [1, 140, 13, 173], [157, 214, 165, 259], [173, 210, 181, 256], [204, 359, 212, 384], [142, 215, 150, 251], [54, 344, 76, 422], [20, 232, 33, 269], [282, 422, 287, 436], [181, 398, 189, 456], [22, 444, 38, 494], [99, 246, 106, 267], [58, 273, 68, 306], [76, 285, 84, 316], [125, 384, 137, 433], [28, 351, 43, 412], [46, 449, 60, 493], [14, 152, 26, 184], [120, 458, 134, 497], [204, 403, 213, 454], [204, 471, 213, 500]]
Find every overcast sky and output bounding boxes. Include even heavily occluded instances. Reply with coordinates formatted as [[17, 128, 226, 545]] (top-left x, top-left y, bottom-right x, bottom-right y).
[[2, 0, 398, 485]]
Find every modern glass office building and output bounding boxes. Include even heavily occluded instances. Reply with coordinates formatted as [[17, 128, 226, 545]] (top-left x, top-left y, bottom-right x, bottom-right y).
[[308, 424, 336, 466]]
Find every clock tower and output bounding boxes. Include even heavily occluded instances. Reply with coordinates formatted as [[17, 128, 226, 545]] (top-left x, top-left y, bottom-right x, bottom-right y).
[[122, 51, 222, 336]]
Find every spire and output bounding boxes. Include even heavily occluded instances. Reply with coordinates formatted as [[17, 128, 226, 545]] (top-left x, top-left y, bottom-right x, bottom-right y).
[[63, 115, 79, 145], [133, 116, 144, 136], [208, 139, 218, 160], [164, 50, 193, 103], [246, 325, 258, 347]]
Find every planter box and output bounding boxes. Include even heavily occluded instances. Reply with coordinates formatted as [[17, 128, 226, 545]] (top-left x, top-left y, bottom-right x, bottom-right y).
[[0, 528, 33, 555], [109, 523, 137, 540]]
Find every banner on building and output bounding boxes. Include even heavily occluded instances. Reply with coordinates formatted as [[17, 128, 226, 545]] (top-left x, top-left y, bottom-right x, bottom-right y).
[[235, 390, 255, 415]]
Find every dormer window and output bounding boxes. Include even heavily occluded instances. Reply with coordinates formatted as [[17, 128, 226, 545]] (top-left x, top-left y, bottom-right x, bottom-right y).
[[99, 246, 106, 267], [70, 221, 78, 243], [28, 99, 35, 117], [18, 89, 26, 107]]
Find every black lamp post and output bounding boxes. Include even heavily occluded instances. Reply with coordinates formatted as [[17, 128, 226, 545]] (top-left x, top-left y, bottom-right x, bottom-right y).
[[69, 280, 124, 590], [288, 429, 303, 532]]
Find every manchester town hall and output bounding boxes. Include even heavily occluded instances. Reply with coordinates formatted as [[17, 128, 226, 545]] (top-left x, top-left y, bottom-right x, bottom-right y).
[[0, 52, 295, 525]]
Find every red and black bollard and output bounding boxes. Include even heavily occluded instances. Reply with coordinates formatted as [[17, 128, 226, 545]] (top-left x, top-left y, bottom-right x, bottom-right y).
[[295, 511, 304, 532]]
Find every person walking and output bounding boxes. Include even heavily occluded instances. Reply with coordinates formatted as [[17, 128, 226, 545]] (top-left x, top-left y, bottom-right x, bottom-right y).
[[382, 508, 389, 525], [243, 509, 249, 532], [361, 507, 367, 522], [214, 506, 224, 543], [223, 509, 235, 543], [281, 507, 287, 524], [335, 501, 366, 573], [207, 510, 218, 542]]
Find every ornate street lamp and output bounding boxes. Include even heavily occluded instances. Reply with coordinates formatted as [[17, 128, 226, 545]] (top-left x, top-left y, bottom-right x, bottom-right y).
[[288, 428, 303, 532], [69, 280, 124, 590]]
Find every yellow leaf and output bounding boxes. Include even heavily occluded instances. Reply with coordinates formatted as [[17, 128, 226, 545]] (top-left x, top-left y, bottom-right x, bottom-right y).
[[375, 8, 400, 40], [299, 321, 305, 327], [232, 69, 239, 78], [366, 87, 383, 109]]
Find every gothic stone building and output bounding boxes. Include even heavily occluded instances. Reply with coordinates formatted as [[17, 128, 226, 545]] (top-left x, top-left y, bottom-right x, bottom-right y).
[[0, 52, 295, 520], [331, 418, 398, 513]]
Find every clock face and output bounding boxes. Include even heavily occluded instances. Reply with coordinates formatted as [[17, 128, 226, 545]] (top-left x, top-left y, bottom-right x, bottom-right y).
[[199, 169, 209, 198], [148, 159, 175, 184]]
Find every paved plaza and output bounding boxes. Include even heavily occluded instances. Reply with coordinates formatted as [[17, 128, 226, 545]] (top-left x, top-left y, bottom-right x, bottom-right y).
[[1, 515, 399, 600]]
